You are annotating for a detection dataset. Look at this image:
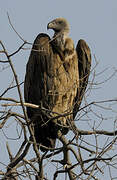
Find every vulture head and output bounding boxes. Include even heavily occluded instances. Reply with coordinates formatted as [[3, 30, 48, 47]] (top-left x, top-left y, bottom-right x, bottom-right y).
[[47, 18, 70, 34]]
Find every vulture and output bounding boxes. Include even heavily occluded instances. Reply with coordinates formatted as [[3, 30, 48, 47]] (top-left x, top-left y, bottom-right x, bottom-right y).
[[24, 18, 91, 151]]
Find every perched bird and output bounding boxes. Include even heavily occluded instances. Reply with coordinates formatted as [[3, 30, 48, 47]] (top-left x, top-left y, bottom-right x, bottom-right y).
[[24, 18, 91, 151]]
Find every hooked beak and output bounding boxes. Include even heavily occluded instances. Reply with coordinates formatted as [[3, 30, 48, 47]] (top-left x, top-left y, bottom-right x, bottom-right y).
[[47, 21, 55, 30]]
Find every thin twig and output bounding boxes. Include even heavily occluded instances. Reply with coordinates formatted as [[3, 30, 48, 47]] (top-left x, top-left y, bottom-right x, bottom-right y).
[[7, 12, 26, 42], [8, 42, 27, 58]]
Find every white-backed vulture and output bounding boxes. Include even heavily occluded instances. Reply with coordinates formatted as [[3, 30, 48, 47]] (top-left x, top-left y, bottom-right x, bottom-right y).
[[24, 18, 91, 151]]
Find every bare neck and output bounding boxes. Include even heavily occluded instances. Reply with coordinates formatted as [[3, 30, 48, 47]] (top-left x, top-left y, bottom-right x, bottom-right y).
[[54, 28, 69, 37], [52, 32, 66, 52]]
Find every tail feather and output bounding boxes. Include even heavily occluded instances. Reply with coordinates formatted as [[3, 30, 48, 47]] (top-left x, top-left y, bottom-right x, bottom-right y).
[[32, 114, 57, 152]]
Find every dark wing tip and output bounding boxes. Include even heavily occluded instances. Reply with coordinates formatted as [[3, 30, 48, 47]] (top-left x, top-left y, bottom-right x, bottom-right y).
[[35, 33, 50, 39], [33, 33, 51, 48], [77, 39, 91, 57], [24, 32, 52, 111], [73, 39, 92, 118], [76, 39, 91, 65]]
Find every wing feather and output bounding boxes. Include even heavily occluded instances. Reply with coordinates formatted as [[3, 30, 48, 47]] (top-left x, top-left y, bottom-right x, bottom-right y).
[[73, 39, 91, 119], [24, 33, 53, 117], [24, 33, 79, 151]]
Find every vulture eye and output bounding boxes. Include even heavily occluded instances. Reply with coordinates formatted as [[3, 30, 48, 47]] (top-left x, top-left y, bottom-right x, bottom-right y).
[[58, 21, 63, 24]]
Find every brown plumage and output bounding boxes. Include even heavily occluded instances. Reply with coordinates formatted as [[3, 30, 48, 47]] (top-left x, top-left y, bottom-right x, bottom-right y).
[[73, 39, 92, 119], [24, 18, 91, 151]]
